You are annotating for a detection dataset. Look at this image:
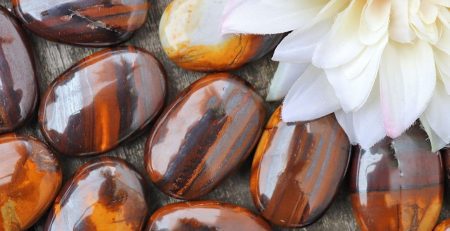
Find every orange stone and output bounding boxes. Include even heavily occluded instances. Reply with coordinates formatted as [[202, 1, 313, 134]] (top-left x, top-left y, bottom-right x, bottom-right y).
[[0, 134, 62, 230], [434, 219, 450, 231], [146, 201, 271, 230], [45, 157, 148, 230]]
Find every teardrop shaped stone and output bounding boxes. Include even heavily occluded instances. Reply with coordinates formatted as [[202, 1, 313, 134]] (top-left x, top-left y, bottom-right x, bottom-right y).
[[250, 107, 350, 227], [350, 126, 444, 231], [146, 201, 271, 231], [39, 46, 166, 156], [145, 73, 265, 200], [159, 0, 280, 71], [0, 6, 37, 133], [12, 0, 150, 46], [45, 157, 148, 230], [0, 134, 61, 230]]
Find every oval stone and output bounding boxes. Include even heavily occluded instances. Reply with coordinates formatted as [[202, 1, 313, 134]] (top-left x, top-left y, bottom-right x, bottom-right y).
[[434, 219, 450, 231], [145, 73, 265, 200], [0, 6, 37, 133], [39, 46, 166, 156], [250, 107, 350, 227], [160, 0, 280, 71], [442, 149, 450, 195], [146, 201, 271, 231], [350, 126, 444, 231], [45, 157, 148, 230], [12, 0, 149, 47], [0, 134, 61, 230]]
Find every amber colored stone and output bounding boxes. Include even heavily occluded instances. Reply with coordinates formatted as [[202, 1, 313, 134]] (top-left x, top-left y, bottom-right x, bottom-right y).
[[0, 6, 38, 133], [350, 126, 444, 231], [39, 46, 166, 156], [434, 219, 450, 231], [12, 0, 149, 47], [0, 134, 61, 230], [145, 73, 265, 200], [146, 201, 271, 231], [159, 0, 280, 72], [45, 157, 148, 230], [250, 107, 350, 227]]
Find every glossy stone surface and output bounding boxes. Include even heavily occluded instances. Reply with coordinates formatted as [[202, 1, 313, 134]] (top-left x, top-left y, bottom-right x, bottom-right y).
[[350, 126, 444, 231], [160, 0, 280, 71], [45, 157, 148, 231], [39, 46, 166, 156], [434, 219, 450, 231], [146, 201, 271, 231], [0, 134, 61, 230], [0, 6, 37, 133], [145, 73, 265, 200], [12, 0, 149, 47], [443, 149, 450, 195], [251, 107, 350, 227]]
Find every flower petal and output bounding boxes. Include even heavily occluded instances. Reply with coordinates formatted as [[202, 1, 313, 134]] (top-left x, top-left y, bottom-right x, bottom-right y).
[[312, 0, 365, 68], [335, 80, 386, 149], [282, 65, 340, 122], [359, 0, 390, 45], [325, 35, 387, 112], [379, 40, 436, 138], [434, 48, 450, 94], [267, 62, 308, 101], [273, 20, 332, 63], [420, 82, 450, 151], [389, 0, 417, 43], [221, 0, 328, 34]]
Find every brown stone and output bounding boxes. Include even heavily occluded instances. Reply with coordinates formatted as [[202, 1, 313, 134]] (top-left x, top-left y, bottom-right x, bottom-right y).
[[145, 73, 265, 200], [250, 107, 350, 227], [146, 201, 271, 231], [39, 46, 166, 156], [45, 157, 148, 230], [350, 126, 444, 231], [434, 219, 450, 231], [0, 134, 61, 230]]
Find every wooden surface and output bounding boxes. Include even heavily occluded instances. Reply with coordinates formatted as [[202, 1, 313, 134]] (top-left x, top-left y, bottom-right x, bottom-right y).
[[0, 0, 448, 230]]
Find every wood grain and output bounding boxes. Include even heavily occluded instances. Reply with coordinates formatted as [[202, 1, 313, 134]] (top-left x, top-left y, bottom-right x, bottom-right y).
[[0, 0, 447, 230]]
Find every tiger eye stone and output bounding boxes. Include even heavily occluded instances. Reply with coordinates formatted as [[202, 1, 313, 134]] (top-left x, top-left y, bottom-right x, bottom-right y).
[[250, 107, 350, 227], [146, 201, 271, 231], [145, 73, 265, 200], [350, 126, 444, 231], [434, 219, 450, 231], [39, 46, 166, 156], [12, 0, 149, 47], [159, 0, 280, 71], [0, 6, 37, 133], [0, 134, 61, 230], [45, 157, 148, 231]]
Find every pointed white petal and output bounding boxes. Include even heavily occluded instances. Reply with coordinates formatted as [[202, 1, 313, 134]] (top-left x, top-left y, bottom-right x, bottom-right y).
[[359, 0, 390, 45], [389, 0, 417, 43], [273, 20, 332, 63], [379, 41, 436, 138], [312, 0, 365, 68], [421, 118, 447, 152], [267, 62, 308, 101], [335, 81, 386, 149], [222, 0, 328, 34], [420, 82, 450, 151], [434, 48, 450, 94], [325, 35, 387, 112], [282, 65, 340, 122]]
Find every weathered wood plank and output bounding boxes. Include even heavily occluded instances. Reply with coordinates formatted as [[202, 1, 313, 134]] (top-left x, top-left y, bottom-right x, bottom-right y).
[[0, 0, 447, 230]]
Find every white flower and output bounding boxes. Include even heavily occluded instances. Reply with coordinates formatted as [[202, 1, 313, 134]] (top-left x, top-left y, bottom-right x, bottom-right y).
[[222, 0, 450, 151]]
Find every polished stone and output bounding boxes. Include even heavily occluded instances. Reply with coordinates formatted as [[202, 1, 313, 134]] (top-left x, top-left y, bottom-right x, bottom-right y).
[[12, 0, 150, 47], [0, 134, 61, 230], [434, 219, 450, 231], [39, 46, 166, 156], [45, 157, 148, 230], [0, 6, 37, 133], [442, 149, 450, 196], [159, 0, 280, 71], [350, 126, 444, 231], [145, 73, 265, 200], [251, 107, 350, 227], [146, 201, 271, 231]]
